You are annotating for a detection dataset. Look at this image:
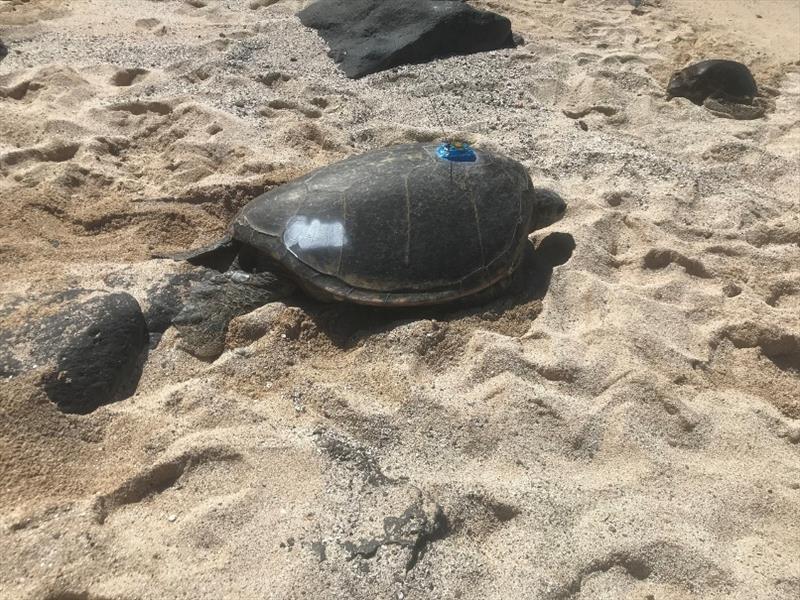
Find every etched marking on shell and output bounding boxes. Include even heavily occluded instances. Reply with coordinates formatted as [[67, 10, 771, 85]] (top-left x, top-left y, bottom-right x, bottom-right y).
[[338, 190, 349, 276], [404, 174, 412, 266], [469, 187, 486, 267], [337, 191, 346, 275]]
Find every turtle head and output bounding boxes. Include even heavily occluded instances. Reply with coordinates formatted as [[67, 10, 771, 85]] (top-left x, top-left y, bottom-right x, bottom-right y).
[[666, 70, 689, 98], [666, 68, 704, 103], [528, 188, 566, 233]]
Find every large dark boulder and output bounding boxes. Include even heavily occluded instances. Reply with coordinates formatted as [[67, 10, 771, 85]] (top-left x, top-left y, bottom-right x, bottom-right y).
[[0, 290, 148, 414], [298, 0, 516, 79]]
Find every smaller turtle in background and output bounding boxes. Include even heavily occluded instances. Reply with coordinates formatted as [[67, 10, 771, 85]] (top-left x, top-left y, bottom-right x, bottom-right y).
[[667, 59, 768, 120]]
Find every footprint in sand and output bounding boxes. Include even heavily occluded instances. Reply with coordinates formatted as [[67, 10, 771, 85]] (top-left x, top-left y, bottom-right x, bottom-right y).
[[552, 542, 733, 600], [260, 98, 322, 119], [642, 248, 712, 279], [135, 17, 161, 29], [249, 0, 279, 9], [0, 78, 43, 100], [0, 141, 80, 172], [109, 100, 172, 116], [183, 66, 212, 83], [766, 278, 800, 310], [255, 70, 291, 87], [705, 322, 800, 417], [714, 323, 800, 375], [92, 444, 242, 524], [110, 67, 149, 87], [135, 17, 167, 36]]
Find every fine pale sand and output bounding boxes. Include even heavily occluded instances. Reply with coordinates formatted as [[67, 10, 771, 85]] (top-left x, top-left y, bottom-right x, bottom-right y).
[[1, 1, 799, 598]]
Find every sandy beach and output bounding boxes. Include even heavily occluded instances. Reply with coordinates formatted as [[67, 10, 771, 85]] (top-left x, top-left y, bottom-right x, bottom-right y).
[[1, 0, 799, 598]]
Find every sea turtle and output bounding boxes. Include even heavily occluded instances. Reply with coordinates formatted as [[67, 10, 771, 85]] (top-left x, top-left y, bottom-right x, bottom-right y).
[[666, 59, 767, 120], [172, 142, 566, 358]]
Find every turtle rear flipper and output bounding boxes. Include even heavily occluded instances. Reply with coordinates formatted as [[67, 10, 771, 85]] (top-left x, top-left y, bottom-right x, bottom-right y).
[[703, 96, 766, 120], [173, 270, 295, 359], [153, 235, 240, 271]]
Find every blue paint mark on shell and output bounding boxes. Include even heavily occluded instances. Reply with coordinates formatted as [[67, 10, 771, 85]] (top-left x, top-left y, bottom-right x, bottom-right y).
[[436, 141, 477, 162]]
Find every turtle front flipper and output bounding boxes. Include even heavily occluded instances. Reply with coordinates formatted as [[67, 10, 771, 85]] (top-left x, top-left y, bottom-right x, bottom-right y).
[[173, 270, 295, 359]]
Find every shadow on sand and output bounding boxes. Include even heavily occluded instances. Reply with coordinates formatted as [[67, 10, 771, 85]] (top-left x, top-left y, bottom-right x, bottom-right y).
[[293, 188, 575, 349], [297, 232, 575, 349]]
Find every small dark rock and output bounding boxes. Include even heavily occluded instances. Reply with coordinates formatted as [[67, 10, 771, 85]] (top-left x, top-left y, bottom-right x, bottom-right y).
[[298, 0, 517, 78], [722, 282, 742, 298], [1, 290, 148, 414]]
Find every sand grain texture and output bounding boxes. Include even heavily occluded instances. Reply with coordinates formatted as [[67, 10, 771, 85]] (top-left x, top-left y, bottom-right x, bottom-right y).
[[1, 1, 799, 599]]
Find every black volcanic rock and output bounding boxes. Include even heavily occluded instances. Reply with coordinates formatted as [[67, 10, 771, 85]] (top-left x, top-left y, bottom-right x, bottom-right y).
[[1, 290, 148, 414], [143, 271, 208, 336], [298, 0, 516, 78]]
